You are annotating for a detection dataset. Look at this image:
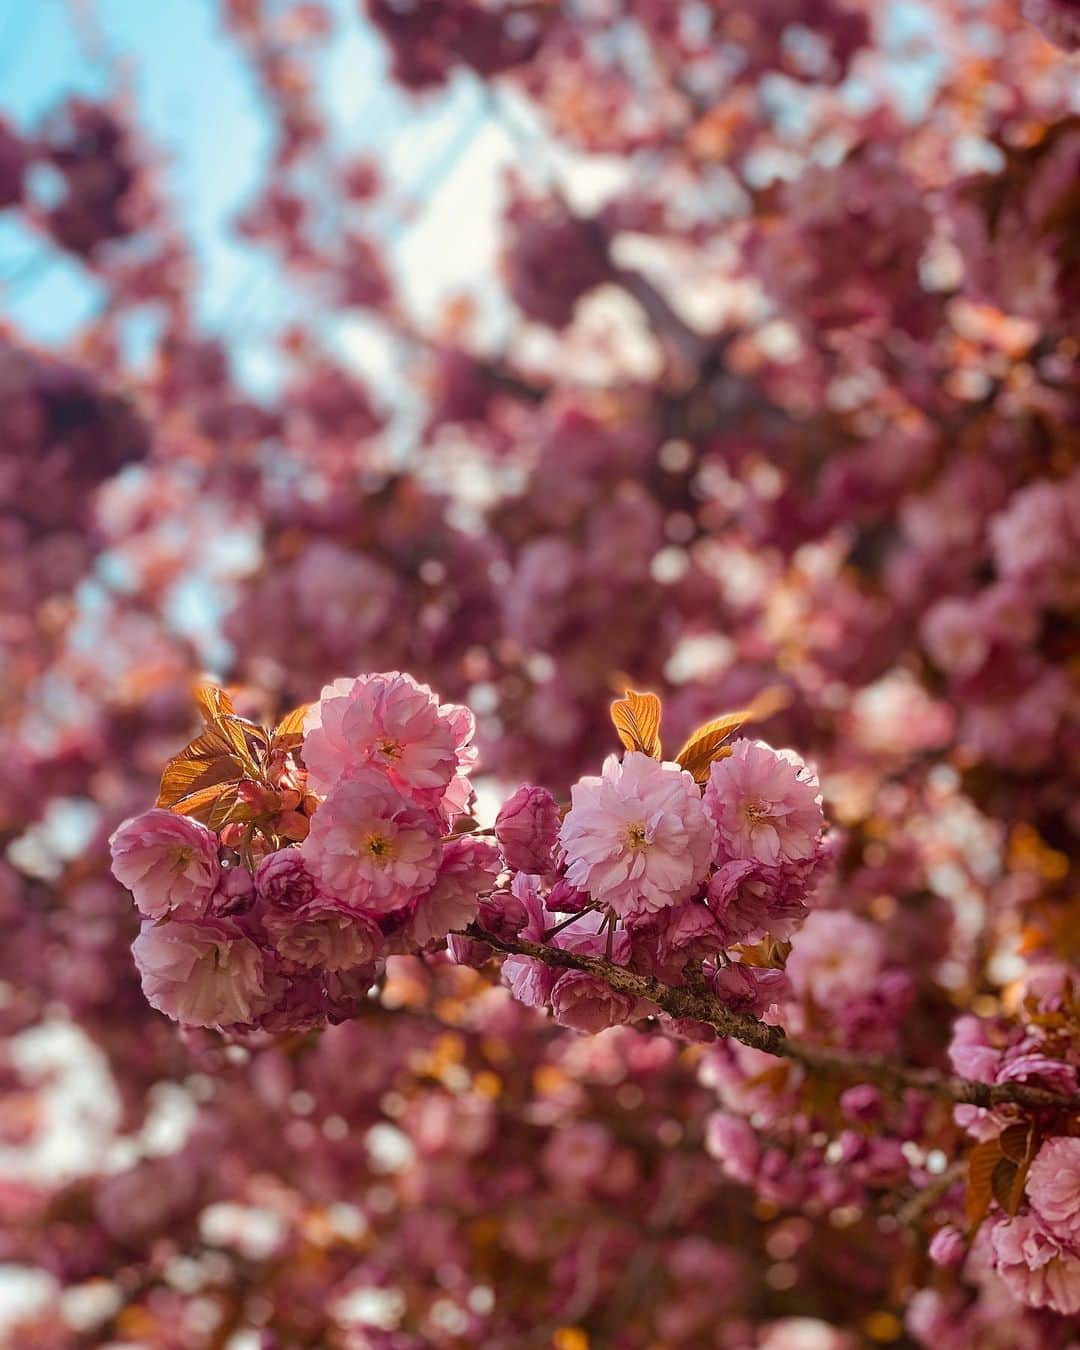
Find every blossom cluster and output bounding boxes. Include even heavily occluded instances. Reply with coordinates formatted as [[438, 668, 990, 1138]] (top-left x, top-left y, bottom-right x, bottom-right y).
[[110, 673, 498, 1033], [934, 970, 1080, 1316], [465, 731, 828, 1032]]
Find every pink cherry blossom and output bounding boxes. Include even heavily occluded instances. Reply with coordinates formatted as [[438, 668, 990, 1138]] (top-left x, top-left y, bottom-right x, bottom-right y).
[[706, 858, 810, 947], [704, 740, 824, 868], [301, 768, 442, 914], [132, 918, 270, 1028], [928, 1226, 966, 1268], [990, 1214, 1080, 1316], [254, 849, 318, 909], [302, 671, 475, 821], [1026, 1138, 1080, 1246], [784, 910, 883, 1006], [405, 836, 501, 947], [559, 751, 713, 917], [550, 970, 635, 1033], [262, 903, 382, 971], [109, 808, 220, 919]]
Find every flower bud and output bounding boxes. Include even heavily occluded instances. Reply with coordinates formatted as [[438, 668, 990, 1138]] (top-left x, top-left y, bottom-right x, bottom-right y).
[[495, 785, 560, 874]]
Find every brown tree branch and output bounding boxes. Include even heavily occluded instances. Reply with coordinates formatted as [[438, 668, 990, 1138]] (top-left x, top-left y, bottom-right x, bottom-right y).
[[463, 927, 1080, 1115]]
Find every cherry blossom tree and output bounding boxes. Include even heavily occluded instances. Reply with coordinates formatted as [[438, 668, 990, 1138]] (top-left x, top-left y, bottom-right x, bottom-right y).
[[2, 1, 1078, 1346]]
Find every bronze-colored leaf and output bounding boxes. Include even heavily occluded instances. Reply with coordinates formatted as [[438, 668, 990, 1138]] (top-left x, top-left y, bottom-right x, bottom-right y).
[[218, 713, 267, 766], [675, 710, 751, 783], [170, 779, 244, 829], [156, 731, 244, 811], [674, 684, 793, 783], [966, 1137, 1003, 1230], [271, 702, 311, 752], [991, 1157, 1020, 1215], [998, 1122, 1032, 1164], [610, 689, 663, 758], [194, 682, 235, 725]]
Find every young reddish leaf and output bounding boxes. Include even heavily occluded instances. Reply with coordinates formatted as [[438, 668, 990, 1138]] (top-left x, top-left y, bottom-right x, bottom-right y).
[[610, 689, 662, 758], [965, 1137, 1003, 1230]]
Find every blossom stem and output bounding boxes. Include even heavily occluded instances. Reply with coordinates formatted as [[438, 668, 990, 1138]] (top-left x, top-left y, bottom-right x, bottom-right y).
[[462, 928, 1080, 1114]]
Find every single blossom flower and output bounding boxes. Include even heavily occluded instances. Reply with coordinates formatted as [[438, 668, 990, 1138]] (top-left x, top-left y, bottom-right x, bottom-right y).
[[132, 918, 269, 1029], [262, 903, 382, 971], [990, 1213, 1080, 1316], [560, 751, 713, 917], [784, 910, 883, 1006], [254, 849, 318, 909], [302, 671, 475, 821], [404, 836, 500, 947], [706, 858, 809, 948], [301, 768, 442, 913], [1026, 1137, 1080, 1246], [550, 970, 635, 1033], [704, 740, 823, 867], [109, 808, 220, 919]]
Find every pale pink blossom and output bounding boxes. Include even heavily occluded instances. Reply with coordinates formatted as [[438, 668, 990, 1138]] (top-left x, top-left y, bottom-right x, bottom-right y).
[[704, 740, 823, 867], [559, 752, 713, 917], [110, 808, 220, 920], [784, 910, 883, 1006], [550, 970, 634, 1033], [262, 904, 382, 971], [921, 598, 989, 677], [501, 872, 556, 1008], [705, 1112, 760, 1185], [301, 768, 442, 913], [405, 836, 500, 947], [132, 918, 269, 1028], [302, 671, 475, 820], [990, 1214, 1080, 1316], [1026, 1137, 1080, 1246]]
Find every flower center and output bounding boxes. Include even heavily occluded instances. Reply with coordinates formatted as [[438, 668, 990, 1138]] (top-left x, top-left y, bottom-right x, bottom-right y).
[[171, 844, 194, 874], [743, 798, 771, 826], [625, 822, 649, 851], [376, 737, 403, 760], [363, 832, 396, 865]]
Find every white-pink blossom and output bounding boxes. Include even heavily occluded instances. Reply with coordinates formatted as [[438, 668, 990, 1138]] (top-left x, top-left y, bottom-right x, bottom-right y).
[[559, 752, 713, 918], [301, 767, 442, 913], [704, 740, 823, 867], [302, 671, 475, 821], [110, 808, 220, 920], [132, 919, 269, 1028]]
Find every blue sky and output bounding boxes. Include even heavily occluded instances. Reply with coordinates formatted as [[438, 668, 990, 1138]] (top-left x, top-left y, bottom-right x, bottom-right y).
[[0, 0, 512, 390]]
